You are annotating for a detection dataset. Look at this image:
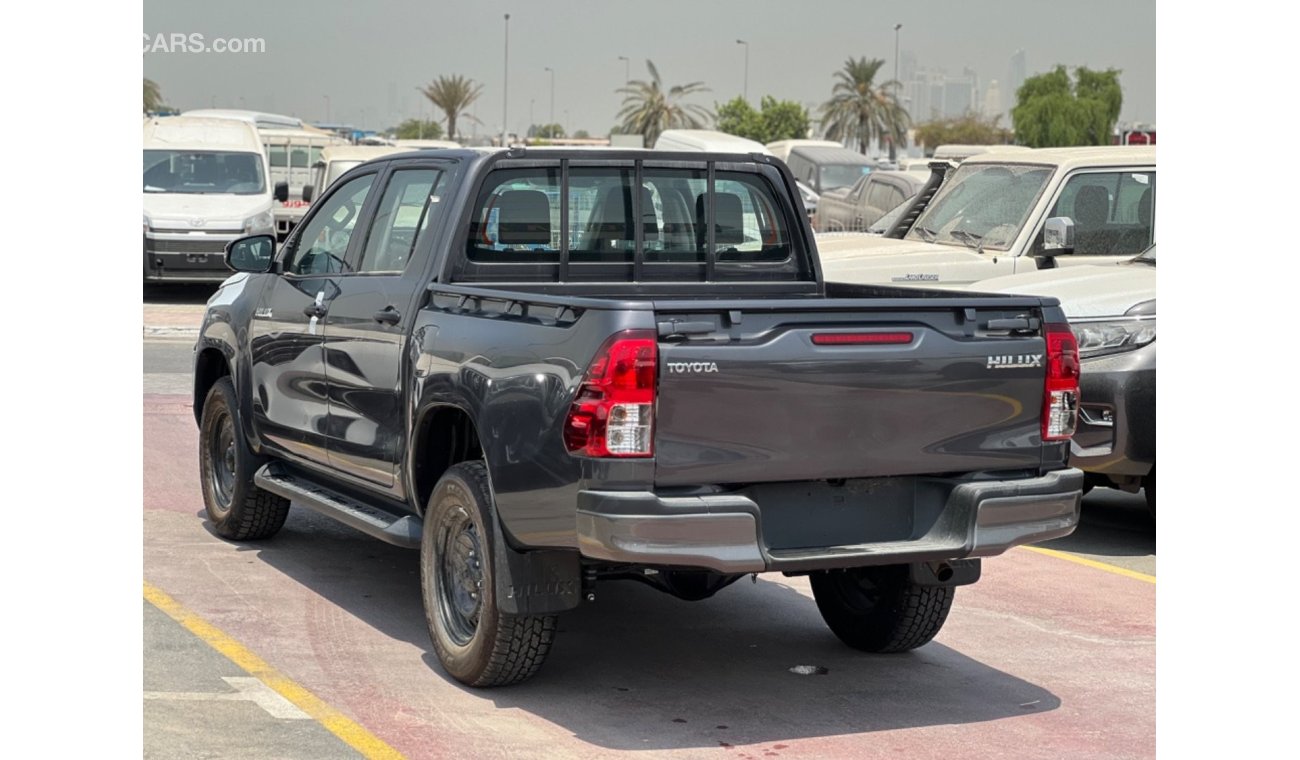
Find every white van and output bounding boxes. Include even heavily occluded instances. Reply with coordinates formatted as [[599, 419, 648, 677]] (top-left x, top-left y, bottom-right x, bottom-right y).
[[143, 116, 275, 283], [653, 130, 818, 218], [393, 139, 462, 150], [182, 110, 349, 239], [764, 139, 841, 163], [653, 129, 772, 154]]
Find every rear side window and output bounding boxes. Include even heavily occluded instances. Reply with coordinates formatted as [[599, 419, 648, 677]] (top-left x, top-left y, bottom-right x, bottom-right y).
[[268, 145, 288, 168], [466, 166, 793, 269]]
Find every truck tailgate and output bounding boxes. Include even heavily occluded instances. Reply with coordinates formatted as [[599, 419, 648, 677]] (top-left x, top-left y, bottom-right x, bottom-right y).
[[653, 301, 1048, 486]]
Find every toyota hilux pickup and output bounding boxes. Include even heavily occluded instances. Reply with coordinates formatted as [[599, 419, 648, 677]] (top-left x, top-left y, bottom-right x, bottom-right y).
[[194, 148, 1084, 687]]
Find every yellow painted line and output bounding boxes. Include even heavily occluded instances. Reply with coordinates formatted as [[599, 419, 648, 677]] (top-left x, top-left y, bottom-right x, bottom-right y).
[[144, 582, 405, 760], [1020, 545, 1156, 584]]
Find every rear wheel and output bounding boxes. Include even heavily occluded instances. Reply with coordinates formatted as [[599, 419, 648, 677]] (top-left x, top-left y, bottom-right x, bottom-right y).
[[810, 565, 954, 653], [198, 377, 290, 540], [420, 462, 556, 687]]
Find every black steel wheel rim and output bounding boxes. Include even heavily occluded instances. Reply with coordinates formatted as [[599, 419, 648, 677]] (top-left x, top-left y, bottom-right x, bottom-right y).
[[435, 505, 484, 647], [208, 411, 236, 512]]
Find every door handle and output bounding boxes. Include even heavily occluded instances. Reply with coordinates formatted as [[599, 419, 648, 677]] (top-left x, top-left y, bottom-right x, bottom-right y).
[[373, 306, 401, 325], [303, 303, 328, 318]]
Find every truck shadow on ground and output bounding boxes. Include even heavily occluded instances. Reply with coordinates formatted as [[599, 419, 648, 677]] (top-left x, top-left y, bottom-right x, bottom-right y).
[[1039, 487, 1155, 559], [243, 509, 1060, 751]]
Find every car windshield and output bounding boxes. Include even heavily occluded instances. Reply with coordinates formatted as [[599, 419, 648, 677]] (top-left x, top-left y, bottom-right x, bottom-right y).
[[906, 163, 1052, 251], [143, 150, 266, 195], [819, 164, 872, 192]]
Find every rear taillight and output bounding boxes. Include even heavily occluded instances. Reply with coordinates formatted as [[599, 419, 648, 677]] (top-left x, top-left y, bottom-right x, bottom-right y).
[[563, 330, 657, 457], [1043, 322, 1080, 441]]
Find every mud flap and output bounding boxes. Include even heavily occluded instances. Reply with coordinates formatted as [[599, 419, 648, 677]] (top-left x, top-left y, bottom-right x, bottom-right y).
[[490, 522, 582, 615]]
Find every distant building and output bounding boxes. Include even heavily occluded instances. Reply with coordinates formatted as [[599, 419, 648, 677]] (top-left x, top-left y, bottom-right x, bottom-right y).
[[983, 80, 1002, 121]]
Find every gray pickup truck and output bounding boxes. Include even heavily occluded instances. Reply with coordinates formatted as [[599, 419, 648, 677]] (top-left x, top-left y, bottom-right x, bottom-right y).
[[194, 148, 1084, 687]]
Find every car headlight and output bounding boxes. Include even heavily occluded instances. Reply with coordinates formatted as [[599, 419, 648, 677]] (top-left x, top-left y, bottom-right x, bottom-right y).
[[243, 210, 274, 233], [1071, 318, 1155, 359]]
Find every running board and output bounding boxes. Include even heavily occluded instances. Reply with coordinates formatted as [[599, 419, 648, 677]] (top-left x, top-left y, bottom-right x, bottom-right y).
[[254, 464, 422, 549]]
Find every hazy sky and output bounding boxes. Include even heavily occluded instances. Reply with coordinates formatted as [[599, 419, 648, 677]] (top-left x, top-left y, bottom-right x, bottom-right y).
[[143, 0, 1155, 137]]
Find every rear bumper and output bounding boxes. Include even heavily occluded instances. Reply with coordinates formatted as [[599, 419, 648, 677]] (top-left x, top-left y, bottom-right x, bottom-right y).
[[576, 469, 1083, 573]]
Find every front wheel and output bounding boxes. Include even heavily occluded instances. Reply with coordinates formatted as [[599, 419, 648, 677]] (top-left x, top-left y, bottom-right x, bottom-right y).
[[810, 565, 954, 653], [198, 377, 290, 540], [420, 462, 557, 687]]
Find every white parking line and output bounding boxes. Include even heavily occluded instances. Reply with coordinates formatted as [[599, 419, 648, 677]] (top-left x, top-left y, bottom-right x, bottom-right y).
[[144, 676, 312, 720]]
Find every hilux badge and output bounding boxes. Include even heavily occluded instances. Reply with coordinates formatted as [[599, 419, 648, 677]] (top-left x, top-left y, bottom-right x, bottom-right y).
[[986, 354, 1043, 369]]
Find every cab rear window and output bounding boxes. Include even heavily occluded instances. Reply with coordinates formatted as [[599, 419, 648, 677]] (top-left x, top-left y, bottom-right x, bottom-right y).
[[464, 162, 802, 281]]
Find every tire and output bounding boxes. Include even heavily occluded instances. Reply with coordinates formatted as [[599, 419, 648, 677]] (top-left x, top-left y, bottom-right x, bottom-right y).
[[198, 377, 290, 540], [1144, 467, 1156, 521], [420, 461, 556, 687], [810, 565, 954, 653]]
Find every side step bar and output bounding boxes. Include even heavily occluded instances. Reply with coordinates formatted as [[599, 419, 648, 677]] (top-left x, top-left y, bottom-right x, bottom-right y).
[[254, 464, 422, 549]]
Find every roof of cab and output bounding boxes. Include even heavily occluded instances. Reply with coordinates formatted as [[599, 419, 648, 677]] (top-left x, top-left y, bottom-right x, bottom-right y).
[[142, 116, 263, 152], [180, 109, 304, 130], [963, 144, 1156, 171]]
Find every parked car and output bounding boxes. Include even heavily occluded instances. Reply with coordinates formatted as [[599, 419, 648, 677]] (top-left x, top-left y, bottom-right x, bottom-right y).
[[784, 145, 874, 196], [971, 245, 1155, 518], [819, 146, 1156, 287], [143, 115, 275, 283], [196, 147, 1083, 687], [813, 170, 926, 232]]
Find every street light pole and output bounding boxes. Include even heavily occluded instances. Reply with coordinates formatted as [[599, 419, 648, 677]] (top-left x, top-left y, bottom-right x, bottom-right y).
[[891, 23, 902, 161], [544, 66, 555, 125], [323, 95, 330, 121], [618, 55, 630, 85], [502, 13, 510, 147], [736, 40, 749, 102]]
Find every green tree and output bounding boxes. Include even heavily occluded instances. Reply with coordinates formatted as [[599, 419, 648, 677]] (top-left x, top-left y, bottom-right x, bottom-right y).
[[1011, 65, 1123, 147], [420, 74, 485, 141], [144, 78, 163, 114], [573, 129, 591, 139], [819, 57, 910, 154], [716, 96, 811, 143], [391, 118, 445, 139], [529, 123, 566, 139], [616, 60, 712, 147], [913, 113, 1012, 152]]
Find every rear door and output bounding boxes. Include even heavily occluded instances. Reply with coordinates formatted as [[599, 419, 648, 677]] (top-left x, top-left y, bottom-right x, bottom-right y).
[[652, 301, 1049, 486], [321, 163, 451, 490]]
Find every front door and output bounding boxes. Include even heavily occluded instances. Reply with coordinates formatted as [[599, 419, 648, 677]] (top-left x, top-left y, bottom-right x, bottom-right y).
[[1021, 167, 1156, 272], [322, 165, 450, 490], [248, 171, 378, 464]]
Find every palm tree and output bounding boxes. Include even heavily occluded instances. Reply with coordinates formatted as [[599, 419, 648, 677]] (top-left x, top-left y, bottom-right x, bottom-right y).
[[420, 75, 484, 141], [819, 57, 910, 154], [144, 78, 163, 114], [616, 60, 712, 147]]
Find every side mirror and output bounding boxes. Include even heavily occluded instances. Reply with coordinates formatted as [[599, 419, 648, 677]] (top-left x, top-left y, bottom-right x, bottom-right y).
[[301, 185, 314, 203], [225, 234, 276, 273], [1041, 216, 1075, 255], [273, 181, 289, 203]]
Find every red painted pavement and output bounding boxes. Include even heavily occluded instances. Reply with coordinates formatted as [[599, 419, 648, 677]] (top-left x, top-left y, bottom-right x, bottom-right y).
[[145, 393, 1154, 760]]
